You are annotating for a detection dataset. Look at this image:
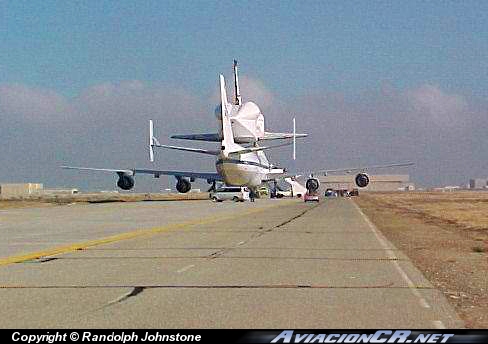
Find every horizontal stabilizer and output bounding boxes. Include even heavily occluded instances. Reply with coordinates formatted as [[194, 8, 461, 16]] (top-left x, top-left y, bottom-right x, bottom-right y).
[[261, 132, 308, 141], [230, 141, 293, 155], [153, 143, 220, 156], [170, 133, 221, 142]]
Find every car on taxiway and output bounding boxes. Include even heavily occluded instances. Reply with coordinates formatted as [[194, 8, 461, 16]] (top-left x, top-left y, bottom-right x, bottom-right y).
[[210, 186, 250, 202]]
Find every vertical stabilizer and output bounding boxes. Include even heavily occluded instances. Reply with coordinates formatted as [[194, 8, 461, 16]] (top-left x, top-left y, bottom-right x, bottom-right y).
[[149, 120, 155, 162], [233, 59, 242, 106], [293, 117, 296, 160], [149, 119, 161, 162], [220, 74, 239, 155]]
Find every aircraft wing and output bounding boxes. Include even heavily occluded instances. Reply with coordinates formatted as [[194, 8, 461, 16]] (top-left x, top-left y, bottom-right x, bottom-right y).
[[170, 133, 221, 142], [262, 162, 414, 181], [61, 166, 223, 181], [61, 166, 134, 175], [134, 169, 223, 181], [314, 162, 414, 175]]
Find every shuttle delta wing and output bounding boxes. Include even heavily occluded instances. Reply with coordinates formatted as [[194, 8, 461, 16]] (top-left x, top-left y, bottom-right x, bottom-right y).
[[261, 132, 308, 141]]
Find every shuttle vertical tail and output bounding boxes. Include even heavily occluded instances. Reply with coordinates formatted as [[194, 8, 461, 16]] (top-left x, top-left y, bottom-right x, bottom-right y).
[[220, 74, 239, 155], [233, 59, 242, 106]]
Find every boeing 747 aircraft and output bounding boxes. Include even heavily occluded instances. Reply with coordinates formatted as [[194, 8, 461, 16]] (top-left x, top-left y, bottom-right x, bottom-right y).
[[63, 71, 296, 193], [63, 61, 413, 194]]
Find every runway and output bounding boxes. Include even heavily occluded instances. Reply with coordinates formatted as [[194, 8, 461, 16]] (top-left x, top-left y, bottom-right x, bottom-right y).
[[0, 198, 463, 328]]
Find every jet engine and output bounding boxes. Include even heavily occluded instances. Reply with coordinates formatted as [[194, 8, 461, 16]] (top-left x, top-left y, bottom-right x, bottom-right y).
[[176, 178, 191, 193], [117, 172, 135, 190], [305, 178, 320, 193], [355, 173, 370, 188]]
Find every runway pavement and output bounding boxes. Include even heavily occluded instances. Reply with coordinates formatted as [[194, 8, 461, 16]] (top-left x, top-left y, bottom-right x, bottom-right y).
[[0, 198, 464, 328]]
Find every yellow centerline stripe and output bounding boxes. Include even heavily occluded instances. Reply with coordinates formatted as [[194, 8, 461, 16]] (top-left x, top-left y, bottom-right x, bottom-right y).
[[0, 200, 296, 267]]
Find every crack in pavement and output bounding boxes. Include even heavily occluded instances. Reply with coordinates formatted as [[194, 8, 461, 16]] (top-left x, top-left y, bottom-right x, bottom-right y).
[[106, 286, 145, 307], [275, 203, 322, 229], [20, 257, 59, 264], [0, 282, 435, 289], [46, 256, 404, 261], [206, 203, 321, 260], [84, 205, 318, 312], [87, 286, 146, 315], [85, 247, 401, 251]]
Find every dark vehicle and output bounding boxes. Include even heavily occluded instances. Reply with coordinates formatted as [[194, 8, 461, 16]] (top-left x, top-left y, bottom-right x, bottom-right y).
[[350, 189, 359, 196]]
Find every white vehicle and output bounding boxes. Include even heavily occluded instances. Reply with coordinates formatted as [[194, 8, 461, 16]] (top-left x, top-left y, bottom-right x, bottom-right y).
[[210, 186, 250, 202]]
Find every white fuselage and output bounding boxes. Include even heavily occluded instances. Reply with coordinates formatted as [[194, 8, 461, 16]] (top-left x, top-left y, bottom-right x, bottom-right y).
[[215, 151, 284, 188], [214, 72, 284, 189], [216, 102, 265, 143]]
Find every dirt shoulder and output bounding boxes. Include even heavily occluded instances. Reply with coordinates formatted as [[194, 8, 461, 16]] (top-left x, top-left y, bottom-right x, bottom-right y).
[[355, 192, 488, 328], [0, 201, 57, 210], [0, 192, 209, 209]]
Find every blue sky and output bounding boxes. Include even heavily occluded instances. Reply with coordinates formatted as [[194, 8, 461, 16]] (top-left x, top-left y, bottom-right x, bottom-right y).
[[0, 1, 487, 190], [2, 1, 486, 97]]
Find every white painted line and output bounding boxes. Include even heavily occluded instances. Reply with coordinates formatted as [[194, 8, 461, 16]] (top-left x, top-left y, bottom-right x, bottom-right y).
[[351, 201, 432, 309], [432, 320, 446, 329], [176, 264, 195, 273]]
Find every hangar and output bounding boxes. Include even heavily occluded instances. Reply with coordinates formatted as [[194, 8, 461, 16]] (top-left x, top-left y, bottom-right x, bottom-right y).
[[0, 183, 43, 197]]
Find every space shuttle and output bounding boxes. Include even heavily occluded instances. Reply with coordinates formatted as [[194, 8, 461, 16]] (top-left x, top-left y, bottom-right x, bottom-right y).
[[171, 60, 307, 144]]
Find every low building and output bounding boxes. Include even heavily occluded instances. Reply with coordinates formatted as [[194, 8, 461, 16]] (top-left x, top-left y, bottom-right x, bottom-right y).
[[469, 178, 487, 189], [37, 188, 79, 195], [431, 186, 462, 192], [0, 183, 44, 197], [317, 174, 413, 194]]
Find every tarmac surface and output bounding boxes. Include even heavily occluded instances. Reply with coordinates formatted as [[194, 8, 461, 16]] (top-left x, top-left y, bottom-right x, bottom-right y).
[[0, 198, 464, 328]]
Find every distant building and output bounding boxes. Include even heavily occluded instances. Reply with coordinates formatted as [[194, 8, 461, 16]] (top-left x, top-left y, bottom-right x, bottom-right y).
[[38, 188, 79, 195], [317, 174, 413, 193], [0, 184, 80, 197], [0, 183, 43, 197], [469, 178, 487, 189], [432, 186, 461, 192]]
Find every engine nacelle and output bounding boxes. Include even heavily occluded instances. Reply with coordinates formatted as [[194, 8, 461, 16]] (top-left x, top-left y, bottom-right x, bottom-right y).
[[305, 178, 320, 193], [117, 173, 135, 190], [355, 173, 370, 188], [176, 178, 191, 193]]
